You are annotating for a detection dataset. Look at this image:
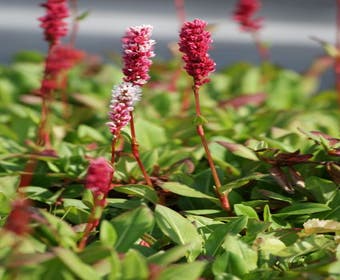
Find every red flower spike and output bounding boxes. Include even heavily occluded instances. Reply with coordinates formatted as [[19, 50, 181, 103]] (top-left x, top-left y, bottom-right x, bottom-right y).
[[38, 0, 69, 46], [178, 19, 216, 86], [85, 157, 114, 199], [233, 0, 263, 32], [122, 25, 155, 86]]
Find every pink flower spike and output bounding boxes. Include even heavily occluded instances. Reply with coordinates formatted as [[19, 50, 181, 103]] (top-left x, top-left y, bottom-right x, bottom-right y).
[[233, 0, 263, 32], [85, 157, 114, 198], [122, 25, 156, 86], [107, 82, 142, 137], [38, 0, 69, 46], [178, 19, 216, 87]]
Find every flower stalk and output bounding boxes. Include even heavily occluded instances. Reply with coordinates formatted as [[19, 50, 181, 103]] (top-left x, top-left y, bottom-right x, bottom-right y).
[[117, 25, 155, 186], [107, 82, 153, 185], [78, 158, 114, 250], [36, 0, 69, 148], [179, 19, 230, 211], [129, 111, 153, 186]]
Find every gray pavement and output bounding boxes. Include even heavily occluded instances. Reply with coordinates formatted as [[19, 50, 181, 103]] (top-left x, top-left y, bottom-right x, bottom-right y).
[[0, 0, 336, 89]]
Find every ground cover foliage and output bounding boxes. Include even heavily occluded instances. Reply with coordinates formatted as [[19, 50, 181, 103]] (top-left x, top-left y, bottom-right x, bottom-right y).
[[0, 1, 340, 280]]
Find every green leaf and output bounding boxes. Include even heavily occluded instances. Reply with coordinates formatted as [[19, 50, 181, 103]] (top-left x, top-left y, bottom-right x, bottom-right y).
[[234, 204, 259, 220], [0, 192, 11, 215], [305, 176, 338, 203], [121, 250, 148, 280], [241, 67, 260, 93], [114, 185, 158, 204], [100, 220, 117, 247], [220, 174, 265, 193], [156, 261, 206, 280], [78, 243, 112, 264], [77, 124, 106, 143], [258, 189, 293, 203], [193, 115, 208, 126], [216, 141, 259, 161], [273, 203, 331, 217], [147, 244, 191, 265], [76, 11, 90, 21], [160, 182, 218, 202], [155, 204, 202, 261], [0, 176, 19, 198], [205, 216, 248, 256], [221, 235, 258, 276], [39, 210, 77, 249], [135, 119, 166, 149], [108, 251, 122, 280], [63, 198, 89, 210], [112, 205, 154, 253], [141, 149, 158, 173], [54, 247, 100, 280]]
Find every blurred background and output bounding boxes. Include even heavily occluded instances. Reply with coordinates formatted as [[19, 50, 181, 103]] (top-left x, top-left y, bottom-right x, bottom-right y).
[[0, 0, 336, 89]]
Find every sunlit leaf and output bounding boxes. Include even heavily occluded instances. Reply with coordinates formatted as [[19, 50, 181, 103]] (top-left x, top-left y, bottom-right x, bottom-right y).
[[155, 205, 202, 261]]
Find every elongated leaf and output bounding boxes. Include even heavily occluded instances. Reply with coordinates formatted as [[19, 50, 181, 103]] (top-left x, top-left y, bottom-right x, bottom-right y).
[[79, 243, 112, 264], [155, 205, 202, 261], [112, 205, 154, 252], [121, 250, 148, 280], [53, 247, 100, 280], [234, 204, 259, 220], [305, 176, 338, 203], [39, 210, 77, 249], [156, 261, 206, 280], [108, 251, 122, 280], [77, 124, 106, 143], [147, 244, 191, 265], [217, 141, 259, 161], [135, 119, 166, 149], [100, 220, 117, 247], [222, 235, 258, 275], [205, 216, 248, 256], [160, 182, 218, 203], [273, 203, 330, 217], [220, 173, 265, 193], [114, 185, 158, 204]]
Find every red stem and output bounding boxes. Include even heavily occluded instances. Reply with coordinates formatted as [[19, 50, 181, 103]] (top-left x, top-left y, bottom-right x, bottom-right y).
[[193, 85, 230, 211], [37, 95, 52, 148], [60, 73, 70, 119], [110, 136, 119, 165], [78, 197, 102, 250], [19, 42, 55, 188], [129, 112, 153, 187], [18, 159, 38, 188], [78, 219, 96, 250], [37, 44, 55, 149]]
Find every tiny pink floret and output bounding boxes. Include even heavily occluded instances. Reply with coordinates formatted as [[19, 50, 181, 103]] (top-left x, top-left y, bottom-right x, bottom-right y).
[[233, 0, 263, 32], [178, 19, 216, 86], [122, 25, 155, 86], [85, 157, 114, 197], [107, 82, 142, 137]]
